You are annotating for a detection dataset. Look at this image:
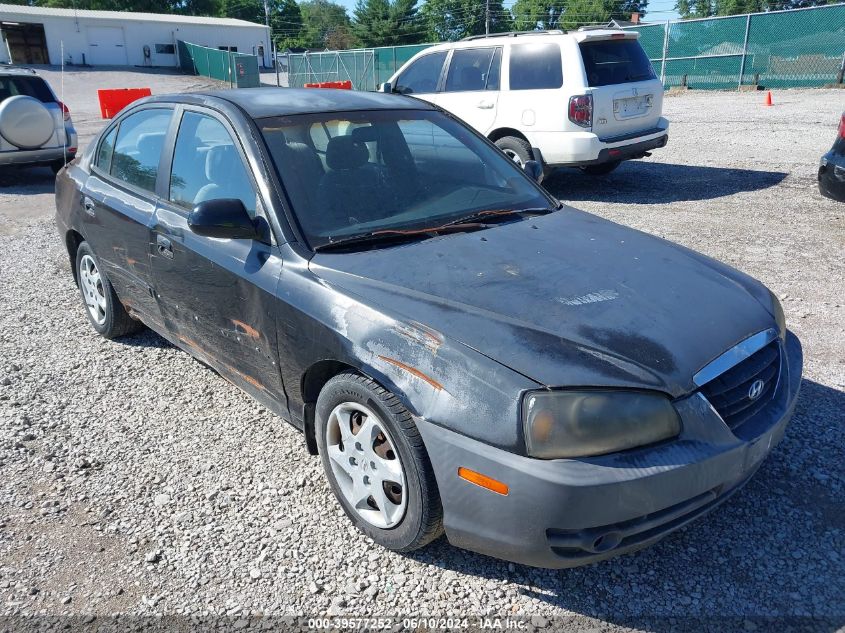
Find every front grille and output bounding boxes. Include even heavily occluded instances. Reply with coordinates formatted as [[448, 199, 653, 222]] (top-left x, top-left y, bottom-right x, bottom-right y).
[[700, 340, 781, 429]]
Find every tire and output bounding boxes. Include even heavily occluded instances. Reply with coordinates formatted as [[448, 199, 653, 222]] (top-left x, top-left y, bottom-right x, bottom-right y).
[[75, 241, 143, 339], [316, 371, 443, 552], [495, 136, 533, 168], [580, 160, 621, 175], [50, 159, 66, 175]]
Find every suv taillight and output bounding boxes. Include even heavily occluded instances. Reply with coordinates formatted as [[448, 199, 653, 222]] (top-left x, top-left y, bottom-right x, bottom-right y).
[[839, 113, 845, 139], [569, 94, 592, 128], [58, 101, 71, 122]]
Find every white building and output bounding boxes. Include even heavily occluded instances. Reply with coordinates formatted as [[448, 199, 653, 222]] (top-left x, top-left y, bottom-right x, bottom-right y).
[[0, 4, 271, 68]]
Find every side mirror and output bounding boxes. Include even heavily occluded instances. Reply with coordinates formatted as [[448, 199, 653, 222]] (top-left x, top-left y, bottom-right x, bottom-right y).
[[378, 81, 392, 93], [523, 160, 544, 184], [188, 198, 258, 240]]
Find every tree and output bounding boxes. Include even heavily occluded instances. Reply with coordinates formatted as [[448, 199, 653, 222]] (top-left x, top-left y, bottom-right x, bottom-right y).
[[298, 0, 354, 48], [352, 0, 422, 46], [271, 0, 305, 49], [511, 0, 567, 30], [420, 0, 512, 41]]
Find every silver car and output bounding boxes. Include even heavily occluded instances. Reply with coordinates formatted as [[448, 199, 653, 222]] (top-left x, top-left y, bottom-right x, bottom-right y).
[[0, 67, 77, 173]]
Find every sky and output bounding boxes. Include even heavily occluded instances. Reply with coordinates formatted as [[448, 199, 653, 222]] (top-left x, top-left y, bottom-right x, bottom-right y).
[[330, 0, 681, 22]]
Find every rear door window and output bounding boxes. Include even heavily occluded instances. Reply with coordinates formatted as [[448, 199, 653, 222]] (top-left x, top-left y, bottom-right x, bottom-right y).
[[444, 48, 500, 92], [579, 40, 656, 87], [110, 108, 172, 193], [509, 43, 562, 90], [0, 76, 54, 103], [394, 51, 447, 95]]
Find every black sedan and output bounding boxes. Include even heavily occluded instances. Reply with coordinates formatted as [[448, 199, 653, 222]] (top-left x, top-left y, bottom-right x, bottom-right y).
[[819, 112, 845, 202], [55, 88, 802, 568]]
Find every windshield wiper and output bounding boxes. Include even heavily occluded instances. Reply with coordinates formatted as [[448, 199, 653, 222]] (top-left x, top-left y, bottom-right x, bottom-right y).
[[313, 222, 486, 252], [443, 206, 557, 227]]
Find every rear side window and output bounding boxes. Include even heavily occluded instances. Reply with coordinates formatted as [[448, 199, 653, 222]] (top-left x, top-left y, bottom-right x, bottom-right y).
[[579, 40, 656, 87], [0, 76, 54, 103], [394, 51, 447, 95], [96, 127, 117, 172], [445, 48, 500, 92], [110, 108, 172, 193], [509, 43, 562, 90]]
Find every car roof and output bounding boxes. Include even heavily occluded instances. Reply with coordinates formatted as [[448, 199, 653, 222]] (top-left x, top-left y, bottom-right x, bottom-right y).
[[150, 87, 437, 118]]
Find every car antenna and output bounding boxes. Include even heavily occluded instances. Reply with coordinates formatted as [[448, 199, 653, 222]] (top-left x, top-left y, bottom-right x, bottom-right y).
[[61, 40, 66, 167]]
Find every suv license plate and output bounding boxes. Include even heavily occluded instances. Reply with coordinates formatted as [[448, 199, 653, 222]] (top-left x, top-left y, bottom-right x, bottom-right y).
[[614, 95, 652, 117]]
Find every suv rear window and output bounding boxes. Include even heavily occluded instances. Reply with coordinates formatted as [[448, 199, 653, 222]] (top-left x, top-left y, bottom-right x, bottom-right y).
[[579, 40, 656, 87], [509, 43, 562, 90], [0, 76, 54, 104]]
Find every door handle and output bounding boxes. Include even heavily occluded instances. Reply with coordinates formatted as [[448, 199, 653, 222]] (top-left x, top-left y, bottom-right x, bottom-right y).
[[476, 101, 494, 109], [156, 234, 174, 259], [82, 196, 96, 217]]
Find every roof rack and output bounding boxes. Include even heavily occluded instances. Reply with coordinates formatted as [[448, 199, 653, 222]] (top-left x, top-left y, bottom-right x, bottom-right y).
[[460, 30, 564, 41], [576, 25, 622, 31], [0, 66, 37, 75]]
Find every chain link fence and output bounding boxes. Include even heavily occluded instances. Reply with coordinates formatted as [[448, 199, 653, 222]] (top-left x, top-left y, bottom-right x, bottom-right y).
[[289, 44, 431, 90], [628, 3, 845, 89], [177, 40, 261, 89]]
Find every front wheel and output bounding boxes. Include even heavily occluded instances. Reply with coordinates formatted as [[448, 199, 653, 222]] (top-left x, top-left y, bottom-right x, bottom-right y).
[[316, 371, 443, 552], [75, 241, 143, 339], [580, 160, 621, 175]]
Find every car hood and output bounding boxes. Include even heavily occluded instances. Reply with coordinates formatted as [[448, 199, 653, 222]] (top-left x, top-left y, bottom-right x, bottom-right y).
[[309, 208, 775, 397]]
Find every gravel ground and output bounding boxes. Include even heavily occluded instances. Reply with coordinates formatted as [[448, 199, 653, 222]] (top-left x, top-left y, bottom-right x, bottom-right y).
[[0, 70, 843, 630]]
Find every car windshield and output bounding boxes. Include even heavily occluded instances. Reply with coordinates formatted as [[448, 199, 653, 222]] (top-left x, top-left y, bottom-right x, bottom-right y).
[[259, 109, 554, 249]]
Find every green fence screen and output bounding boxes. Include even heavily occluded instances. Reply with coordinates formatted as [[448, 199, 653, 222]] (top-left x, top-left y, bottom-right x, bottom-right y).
[[289, 4, 844, 92], [289, 44, 432, 90], [626, 3, 845, 89], [178, 40, 261, 89]]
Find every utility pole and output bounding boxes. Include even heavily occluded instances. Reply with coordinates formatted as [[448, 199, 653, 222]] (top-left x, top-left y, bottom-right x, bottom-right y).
[[485, 0, 490, 35], [263, 0, 271, 29]]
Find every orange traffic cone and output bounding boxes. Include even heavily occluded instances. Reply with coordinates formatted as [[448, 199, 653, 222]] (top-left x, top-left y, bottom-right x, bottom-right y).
[[764, 91, 773, 106]]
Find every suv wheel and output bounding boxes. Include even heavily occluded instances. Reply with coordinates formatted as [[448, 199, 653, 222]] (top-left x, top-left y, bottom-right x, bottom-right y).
[[495, 136, 532, 168], [75, 241, 143, 339], [316, 371, 443, 552], [580, 160, 621, 175]]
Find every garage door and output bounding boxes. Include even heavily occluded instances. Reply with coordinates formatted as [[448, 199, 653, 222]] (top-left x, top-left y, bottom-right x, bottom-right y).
[[87, 26, 128, 66]]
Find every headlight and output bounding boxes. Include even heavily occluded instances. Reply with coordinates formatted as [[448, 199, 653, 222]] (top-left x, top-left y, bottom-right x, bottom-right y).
[[768, 289, 786, 338], [523, 390, 681, 459]]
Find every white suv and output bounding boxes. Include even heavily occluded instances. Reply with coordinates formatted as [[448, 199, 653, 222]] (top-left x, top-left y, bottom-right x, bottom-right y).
[[0, 67, 77, 173], [384, 29, 668, 175]]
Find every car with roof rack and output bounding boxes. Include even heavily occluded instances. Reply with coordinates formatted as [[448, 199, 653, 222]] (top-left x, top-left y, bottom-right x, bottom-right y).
[[382, 28, 668, 176], [0, 66, 77, 173]]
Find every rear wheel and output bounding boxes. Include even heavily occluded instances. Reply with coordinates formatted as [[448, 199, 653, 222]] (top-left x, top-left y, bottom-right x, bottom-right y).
[[495, 136, 532, 168], [75, 241, 142, 339], [50, 159, 66, 174], [316, 371, 443, 552], [580, 160, 621, 175]]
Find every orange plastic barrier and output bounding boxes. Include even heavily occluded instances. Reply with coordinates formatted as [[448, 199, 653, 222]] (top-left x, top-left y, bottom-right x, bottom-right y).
[[97, 88, 153, 119], [303, 80, 353, 90]]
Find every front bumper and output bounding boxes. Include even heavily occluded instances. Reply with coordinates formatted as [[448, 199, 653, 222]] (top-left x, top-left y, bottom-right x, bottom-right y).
[[417, 331, 802, 568]]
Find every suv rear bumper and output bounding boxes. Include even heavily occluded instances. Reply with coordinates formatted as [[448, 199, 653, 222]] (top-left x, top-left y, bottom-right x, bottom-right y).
[[0, 146, 75, 167], [528, 118, 669, 167], [415, 330, 802, 569]]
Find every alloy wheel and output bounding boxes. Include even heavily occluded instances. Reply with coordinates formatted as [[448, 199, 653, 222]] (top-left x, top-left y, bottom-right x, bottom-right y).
[[325, 402, 407, 529], [79, 254, 107, 325], [503, 149, 524, 167]]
